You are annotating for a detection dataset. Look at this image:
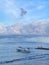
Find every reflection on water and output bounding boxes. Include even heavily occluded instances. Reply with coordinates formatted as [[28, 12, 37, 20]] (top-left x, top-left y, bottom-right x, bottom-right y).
[[0, 36, 49, 65]]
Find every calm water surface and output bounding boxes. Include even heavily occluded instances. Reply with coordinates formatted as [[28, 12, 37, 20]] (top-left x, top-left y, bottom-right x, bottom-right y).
[[0, 36, 49, 65]]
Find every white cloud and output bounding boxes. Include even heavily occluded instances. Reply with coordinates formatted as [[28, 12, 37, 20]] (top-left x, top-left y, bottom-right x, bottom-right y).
[[0, 0, 48, 26], [6, 20, 49, 35], [37, 5, 44, 10], [0, 24, 6, 33], [0, 0, 20, 18], [0, 20, 49, 35]]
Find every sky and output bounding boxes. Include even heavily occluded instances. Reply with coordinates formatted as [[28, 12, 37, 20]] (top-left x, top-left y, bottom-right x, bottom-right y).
[[0, 0, 49, 26]]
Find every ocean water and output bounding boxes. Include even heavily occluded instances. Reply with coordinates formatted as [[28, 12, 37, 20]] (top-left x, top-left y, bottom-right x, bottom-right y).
[[0, 35, 49, 65]]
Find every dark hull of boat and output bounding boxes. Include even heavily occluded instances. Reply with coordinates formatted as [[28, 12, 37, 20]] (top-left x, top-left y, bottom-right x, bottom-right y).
[[17, 49, 30, 53], [35, 47, 49, 50]]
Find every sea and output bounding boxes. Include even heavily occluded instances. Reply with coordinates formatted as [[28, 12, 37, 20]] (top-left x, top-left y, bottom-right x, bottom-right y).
[[0, 35, 49, 65]]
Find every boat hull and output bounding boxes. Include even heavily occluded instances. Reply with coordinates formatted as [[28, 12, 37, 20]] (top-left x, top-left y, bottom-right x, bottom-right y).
[[35, 47, 49, 50]]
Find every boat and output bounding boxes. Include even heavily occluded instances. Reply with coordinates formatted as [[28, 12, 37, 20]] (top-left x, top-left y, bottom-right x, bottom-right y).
[[17, 47, 31, 53], [35, 46, 49, 50]]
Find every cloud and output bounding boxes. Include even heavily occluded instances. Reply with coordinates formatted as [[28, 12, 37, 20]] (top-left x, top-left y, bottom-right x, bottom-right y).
[[0, 24, 6, 33], [0, 0, 20, 18], [37, 5, 44, 10], [0, 0, 48, 26], [0, 20, 49, 35]]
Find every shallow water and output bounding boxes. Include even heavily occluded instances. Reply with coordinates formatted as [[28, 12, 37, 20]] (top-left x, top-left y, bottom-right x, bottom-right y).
[[0, 36, 49, 65]]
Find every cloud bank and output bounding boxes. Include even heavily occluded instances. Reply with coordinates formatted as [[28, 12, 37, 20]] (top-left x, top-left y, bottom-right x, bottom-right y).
[[0, 21, 49, 35]]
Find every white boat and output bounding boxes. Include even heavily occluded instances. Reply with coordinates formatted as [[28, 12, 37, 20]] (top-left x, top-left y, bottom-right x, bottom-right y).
[[17, 47, 31, 53]]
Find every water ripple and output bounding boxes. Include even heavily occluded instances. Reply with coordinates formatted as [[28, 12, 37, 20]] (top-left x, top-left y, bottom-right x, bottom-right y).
[[0, 53, 49, 64]]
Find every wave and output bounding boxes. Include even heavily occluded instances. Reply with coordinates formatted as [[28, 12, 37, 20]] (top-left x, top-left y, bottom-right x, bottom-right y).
[[0, 54, 49, 64]]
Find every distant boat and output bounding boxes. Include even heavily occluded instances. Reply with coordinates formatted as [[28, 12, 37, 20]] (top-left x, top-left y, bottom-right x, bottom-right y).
[[17, 47, 31, 53], [35, 46, 49, 50]]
